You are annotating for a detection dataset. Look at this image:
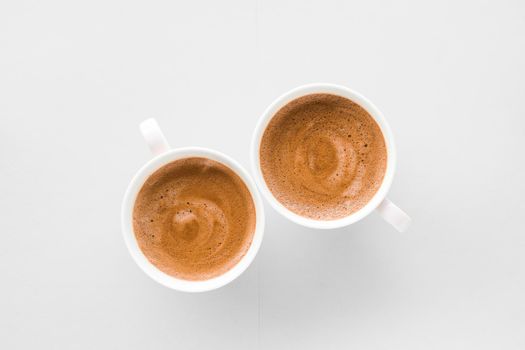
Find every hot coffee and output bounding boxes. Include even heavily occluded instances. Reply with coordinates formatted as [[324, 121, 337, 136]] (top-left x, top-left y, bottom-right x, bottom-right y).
[[133, 157, 256, 281], [260, 93, 387, 220]]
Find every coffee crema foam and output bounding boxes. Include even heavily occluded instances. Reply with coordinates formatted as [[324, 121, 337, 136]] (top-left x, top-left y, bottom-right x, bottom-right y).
[[133, 157, 256, 281], [260, 93, 387, 220]]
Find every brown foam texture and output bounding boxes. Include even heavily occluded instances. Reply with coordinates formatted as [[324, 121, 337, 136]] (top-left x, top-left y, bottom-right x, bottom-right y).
[[260, 93, 387, 220], [133, 157, 256, 281]]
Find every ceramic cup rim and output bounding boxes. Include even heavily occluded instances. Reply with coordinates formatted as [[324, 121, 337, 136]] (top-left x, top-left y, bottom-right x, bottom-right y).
[[121, 147, 265, 292], [250, 83, 396, 229]]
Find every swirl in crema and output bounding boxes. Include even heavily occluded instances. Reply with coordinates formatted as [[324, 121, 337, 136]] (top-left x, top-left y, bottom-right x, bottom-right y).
[[133, 158, 256, 281], [260, 93, 387, 220]]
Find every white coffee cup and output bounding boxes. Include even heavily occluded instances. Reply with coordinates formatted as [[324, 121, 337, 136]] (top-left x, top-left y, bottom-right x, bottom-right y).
[[122, 119, 265, 292], [251, 83, 411, 232]]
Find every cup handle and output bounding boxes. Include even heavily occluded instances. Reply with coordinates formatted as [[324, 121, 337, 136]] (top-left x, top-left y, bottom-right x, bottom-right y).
[[376, 198, 411, 232], [140, 118, 170, 156]]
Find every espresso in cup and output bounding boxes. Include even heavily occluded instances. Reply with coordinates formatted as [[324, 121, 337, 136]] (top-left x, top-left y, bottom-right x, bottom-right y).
[[260, 93, 387, 220], [133, 157, 256, 281]]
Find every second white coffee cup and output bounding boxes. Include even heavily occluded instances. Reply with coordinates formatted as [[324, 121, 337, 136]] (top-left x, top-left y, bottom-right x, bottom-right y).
[[251, 83, 411, 232], [121, 119, 265, 292]]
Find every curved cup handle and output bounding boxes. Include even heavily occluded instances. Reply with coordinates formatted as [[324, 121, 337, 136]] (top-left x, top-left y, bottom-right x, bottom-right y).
[[376, 198, 411, 232], [140, 118, 170, 156]]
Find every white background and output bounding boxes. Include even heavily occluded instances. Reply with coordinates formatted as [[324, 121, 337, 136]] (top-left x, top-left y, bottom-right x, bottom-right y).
[[1, 0, 524, 349]]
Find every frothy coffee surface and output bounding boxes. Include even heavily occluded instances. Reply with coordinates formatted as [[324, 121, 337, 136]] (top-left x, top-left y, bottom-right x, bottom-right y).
[[260, 93, 387, 220], [133, 157, 256, 281]]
